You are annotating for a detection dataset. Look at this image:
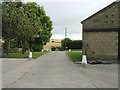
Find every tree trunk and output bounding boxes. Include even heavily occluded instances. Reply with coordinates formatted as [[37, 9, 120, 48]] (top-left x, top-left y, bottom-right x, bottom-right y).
[[29, 42, 33, 52], [21, 40, 25, 54], [3, 39, 10, 54], [22, 49, 25, 54]]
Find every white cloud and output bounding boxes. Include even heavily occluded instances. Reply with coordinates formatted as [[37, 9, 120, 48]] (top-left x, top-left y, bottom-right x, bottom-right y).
[[23, 0, 116, 40], [23, 0, 115, 3]]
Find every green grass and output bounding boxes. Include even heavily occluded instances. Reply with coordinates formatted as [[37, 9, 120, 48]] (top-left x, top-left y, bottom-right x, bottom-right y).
[[32, 52, 47, 58], [1, 52, 47, 59], [66, 51, 82, 62]]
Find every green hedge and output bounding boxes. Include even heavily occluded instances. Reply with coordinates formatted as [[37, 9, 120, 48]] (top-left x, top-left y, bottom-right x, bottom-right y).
[[68, 40, 82, 49], [51, 46, 56, 51], [61, 38, 82, 50]]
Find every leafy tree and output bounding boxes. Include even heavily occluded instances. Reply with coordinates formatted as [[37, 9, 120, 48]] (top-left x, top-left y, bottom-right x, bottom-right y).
[[16, 6, 35, 54], [0, 3, 2, 38], [61, 38, 72, 50], [2, 2, 53, 54], [2, 2, 18, 54], [23, 2, 53, 51], [2, 2, 35, 54]]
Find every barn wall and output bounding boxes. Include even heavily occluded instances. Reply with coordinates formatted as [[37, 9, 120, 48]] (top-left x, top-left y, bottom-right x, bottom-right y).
[[83, 2, 119, 29], [118, 1, 120, 61], [82, 31, 118, 60], [118, 31, 120, 61], [82, 2, 119, 60]]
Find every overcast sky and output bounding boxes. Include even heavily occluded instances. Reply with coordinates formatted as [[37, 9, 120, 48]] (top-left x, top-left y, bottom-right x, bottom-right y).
[[24, 0, 115, 40]]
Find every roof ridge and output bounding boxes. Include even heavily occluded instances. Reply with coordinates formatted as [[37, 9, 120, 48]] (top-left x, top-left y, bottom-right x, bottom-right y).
[[81, 1, 119, 23], [115, 0, 120, 2]]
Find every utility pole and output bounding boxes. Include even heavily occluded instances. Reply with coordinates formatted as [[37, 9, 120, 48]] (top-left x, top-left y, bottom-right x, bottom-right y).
[[65, 28, 67, 38], [65, 28, 68, 50]]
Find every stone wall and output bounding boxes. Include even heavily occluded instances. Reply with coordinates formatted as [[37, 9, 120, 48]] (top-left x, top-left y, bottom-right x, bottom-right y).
[[82, 31, 118, 60], [82, 2, 119, 60], [82, 2, 119, 29]]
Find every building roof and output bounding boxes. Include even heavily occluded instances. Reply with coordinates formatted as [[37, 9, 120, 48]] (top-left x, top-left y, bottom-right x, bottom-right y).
[[81, 1, 119, 24], [116, 0, 120, 2]]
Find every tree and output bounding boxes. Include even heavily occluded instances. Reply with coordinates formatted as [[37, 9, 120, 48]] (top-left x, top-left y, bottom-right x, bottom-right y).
[[0, 3, 2, 38], [23, 2, 53, 51], [2, 2, 19, 54], [2, 2, 53, 54], [2, 2, 35, 54], [61, 38, 72, 50], [16, 6, 35, 54]]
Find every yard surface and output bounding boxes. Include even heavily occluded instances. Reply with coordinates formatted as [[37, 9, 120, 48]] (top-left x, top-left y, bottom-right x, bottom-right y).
[[1, 52, 47, 58], [2, 51, 118, 88], [66, 51, 82, 62]]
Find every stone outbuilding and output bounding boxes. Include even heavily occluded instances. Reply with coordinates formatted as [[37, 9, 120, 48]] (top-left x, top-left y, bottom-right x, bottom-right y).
[[81, 1, 120, 61]]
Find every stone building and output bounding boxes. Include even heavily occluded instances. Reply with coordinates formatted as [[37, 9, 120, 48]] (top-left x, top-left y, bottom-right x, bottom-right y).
[[81, 1, 120, 61]]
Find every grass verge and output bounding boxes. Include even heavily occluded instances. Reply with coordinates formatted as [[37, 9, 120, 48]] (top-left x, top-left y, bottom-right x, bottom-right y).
[[1, 52, 47, 59], [66, 51, 82, 62]]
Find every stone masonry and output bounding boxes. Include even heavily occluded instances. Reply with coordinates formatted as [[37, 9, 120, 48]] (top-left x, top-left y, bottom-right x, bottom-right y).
[[81, 1, 120, 61]]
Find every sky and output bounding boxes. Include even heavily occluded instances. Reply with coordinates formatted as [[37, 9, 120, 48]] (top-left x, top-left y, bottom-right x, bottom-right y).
[[23, 0, 115, 40]]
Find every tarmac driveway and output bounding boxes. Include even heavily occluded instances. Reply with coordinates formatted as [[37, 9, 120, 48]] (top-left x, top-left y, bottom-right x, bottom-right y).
[[2, 51, 118, 88]]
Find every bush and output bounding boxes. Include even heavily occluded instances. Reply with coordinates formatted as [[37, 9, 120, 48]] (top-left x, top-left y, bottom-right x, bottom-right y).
[[33, 44, 43, 52], [56, 47, 63, 51], [68, 40, 82, 49], [61, 38, 72, 50], [61, 38, 82, 50], [9, 48, 22, 53], [51, 46, 56, 51]]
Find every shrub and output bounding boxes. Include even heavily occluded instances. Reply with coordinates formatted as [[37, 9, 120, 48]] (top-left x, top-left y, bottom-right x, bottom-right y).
[[9, 48, 22, 53], [61, 38, 72, 50], [68, 40, 82, 49], [61, 38, 82, 50], [51, 46, 56, 51], [33, 44, 43, 52], [56, 47, 63, 51]]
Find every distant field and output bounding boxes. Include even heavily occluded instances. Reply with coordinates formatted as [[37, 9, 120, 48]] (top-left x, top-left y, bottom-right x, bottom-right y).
[[66, 51, 82, 62], [1, 52, 47, 59]]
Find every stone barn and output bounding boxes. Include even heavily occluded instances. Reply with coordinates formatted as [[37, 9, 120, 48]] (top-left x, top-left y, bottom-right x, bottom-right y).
[[81, 1, 120, 61]]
